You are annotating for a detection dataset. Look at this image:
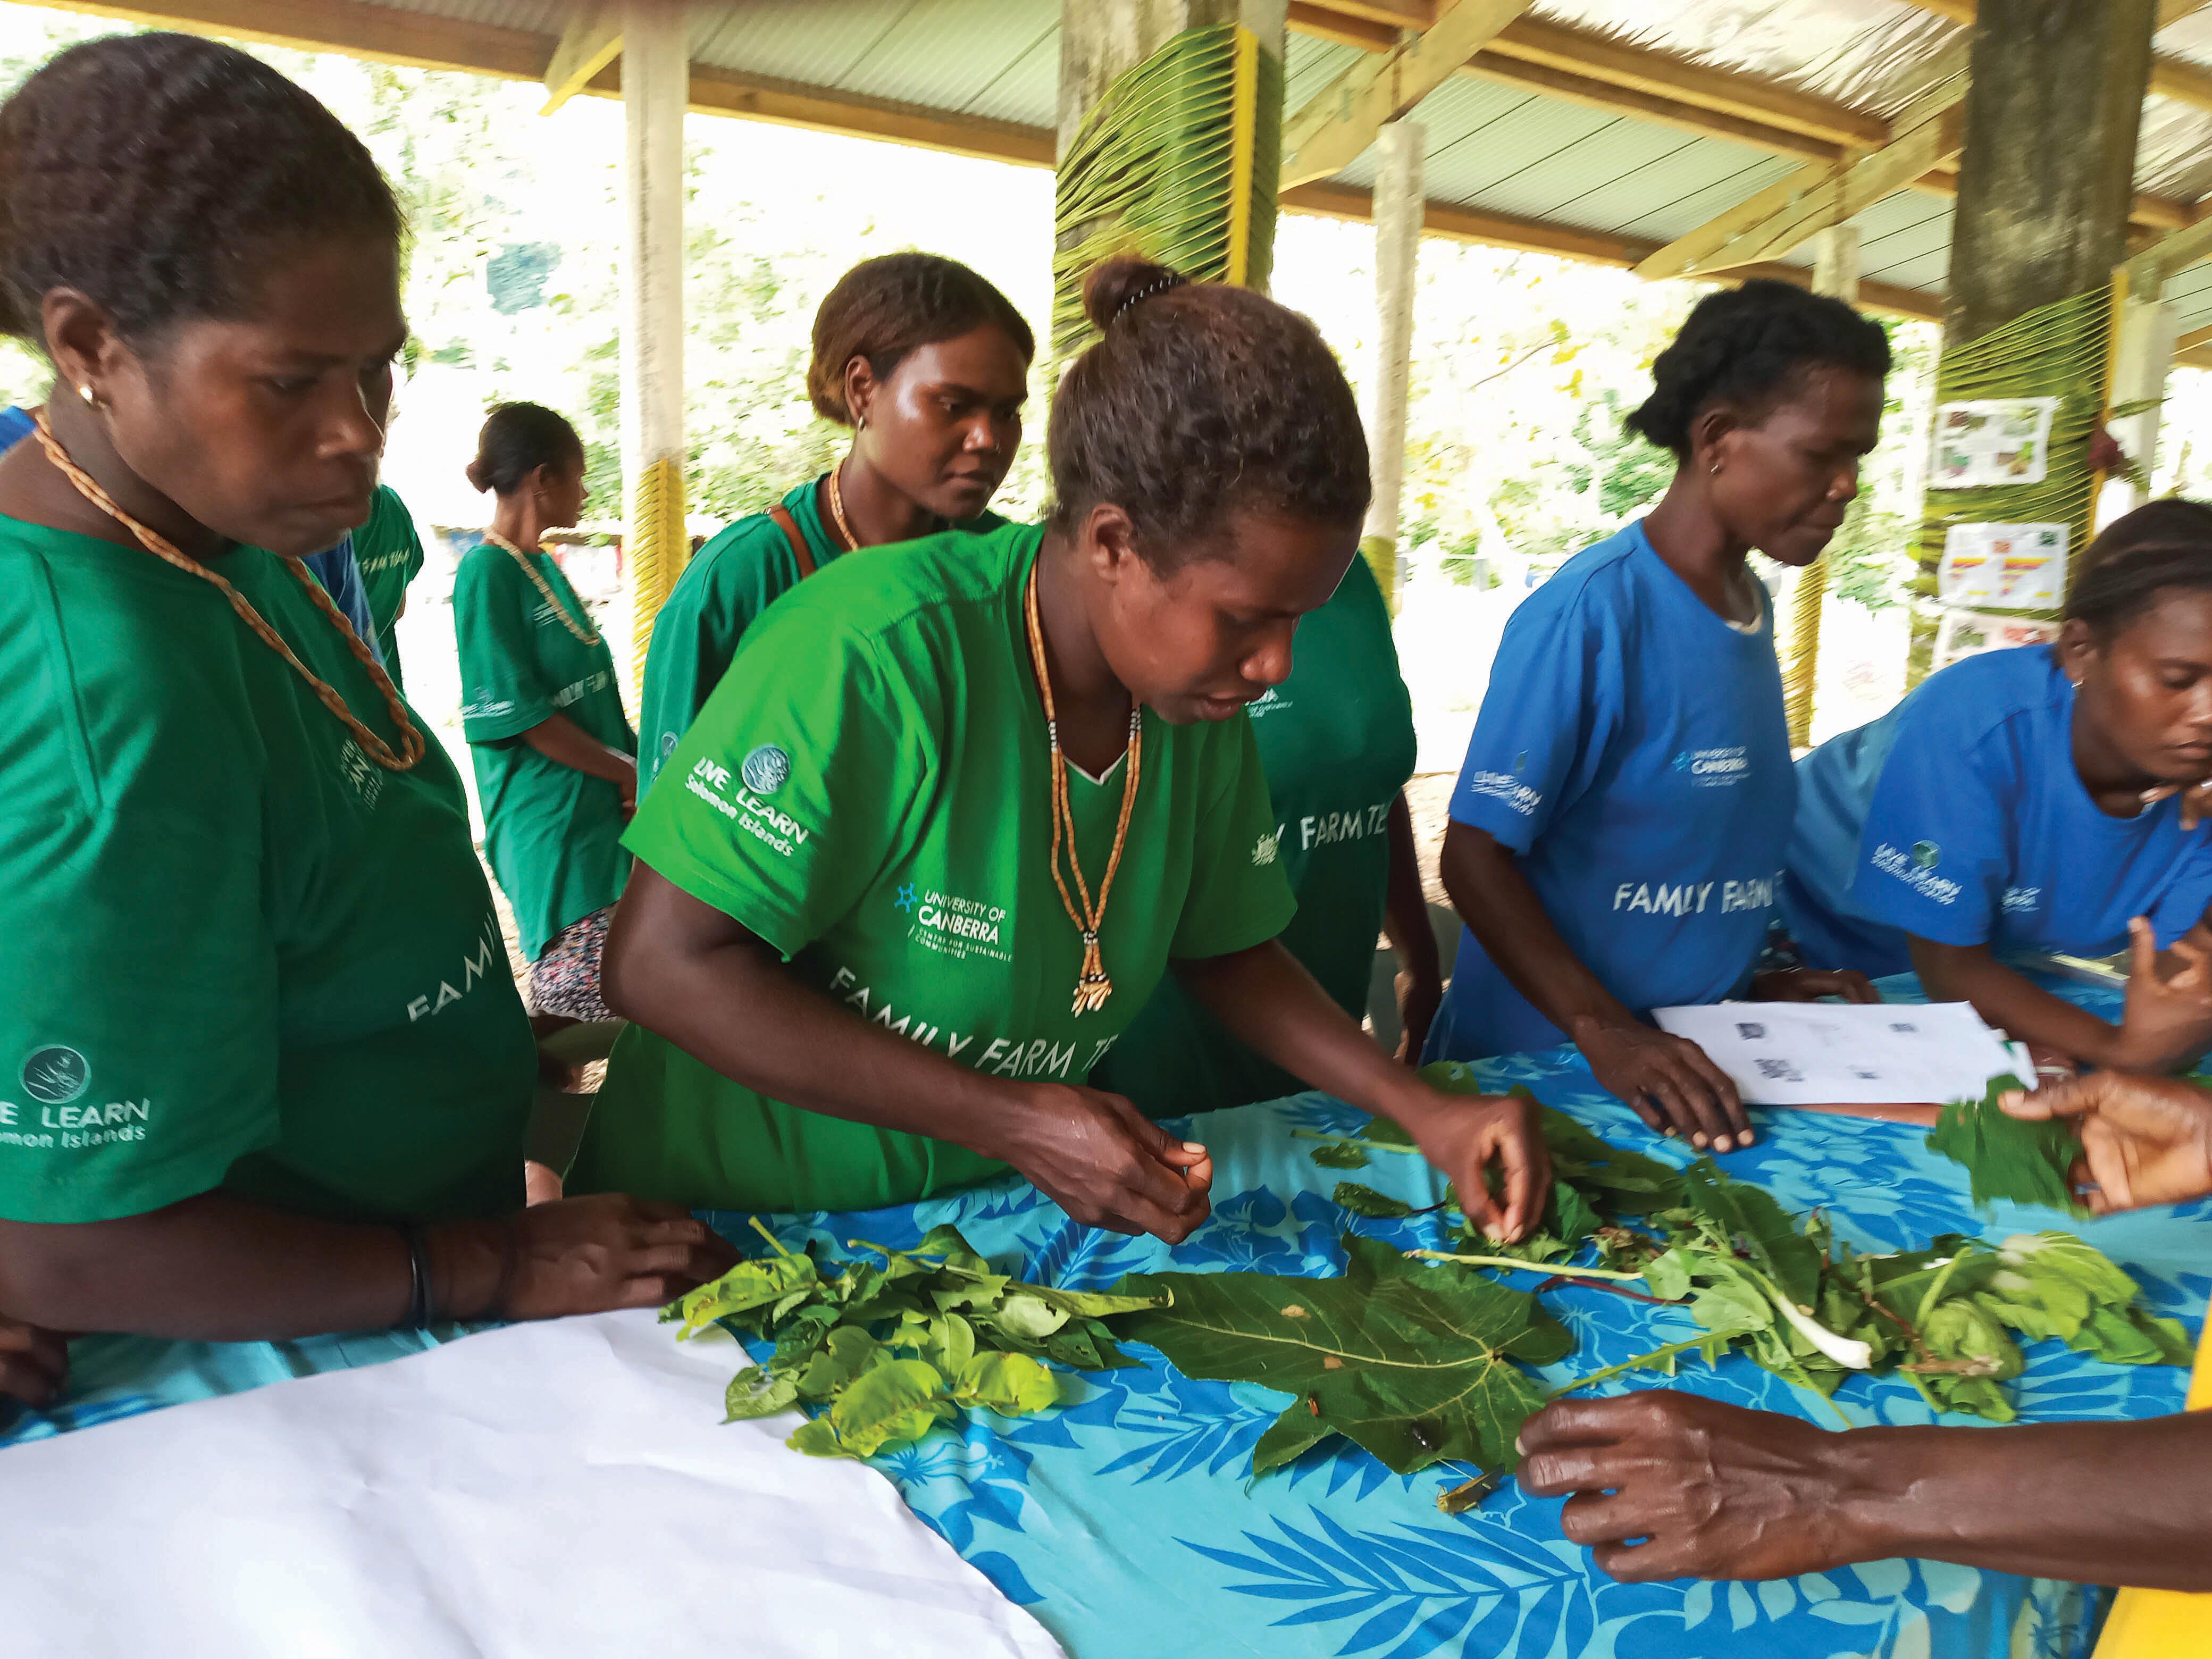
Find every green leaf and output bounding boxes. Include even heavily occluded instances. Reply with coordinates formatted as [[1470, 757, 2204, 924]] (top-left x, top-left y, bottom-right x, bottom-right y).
[[911, 1225, 994, 1276], [795, 1326, 884, 1402], [1308, 1140, 1370, 1170], [1678, 1159, 1823, 1309], [1643, 1247, 1694, 1303], [951, 1352, 1062, 1417], [1926, 1076, 2083, 1213], [984, 1292, 1070, 1342], [1334, 1182, 1415, 1219], [1252, 1402, 1330, 1475], [724, 1365, 800, 1422], [822, 1358, 952, 1457], [2069, 1304, 2194, 1367], [786, 1415, 850, 1459], [1021, 1283, 1174, 1319], [1116, 1234, 1572, 1476], [667, 1251, 819, 1339], [1690, 1277, 1773, 1336]]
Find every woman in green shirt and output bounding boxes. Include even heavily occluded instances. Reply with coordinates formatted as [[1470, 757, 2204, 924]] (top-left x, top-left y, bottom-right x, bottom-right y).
[[637, 252, 1034, 785], [455, 403, 638, 1023], [0, 35, 726, 1351], [574, 257, 1552, 1246], [1090, 551, 1442, 1116]]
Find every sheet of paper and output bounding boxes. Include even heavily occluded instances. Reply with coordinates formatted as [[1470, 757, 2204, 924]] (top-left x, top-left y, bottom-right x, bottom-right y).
[[1932, 396, 2060, 489], [1650, 1000, 2025, 1107], [1938, 521, 2068, 609], [0, 1310, 1067, 1659]]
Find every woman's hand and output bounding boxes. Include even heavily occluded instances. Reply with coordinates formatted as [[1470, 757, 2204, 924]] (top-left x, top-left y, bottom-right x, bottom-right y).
[[1395, 962, 1444, 1064], [1380, 1080, 1551, 1243], [2113, 915, 2212, 1071], [457, 1193, 740, 1320], [1569, 1016, 1752, 1152], [991, 1084, 1213, 1244], [0, 1316, 67, 1410], [2140, 778, 2212, 830], [614, 753, 639, 820], [1747, 967, 1879, 1004], [2001, 1071, 2212, 1212], [1518, 1392, 1864, 1582]]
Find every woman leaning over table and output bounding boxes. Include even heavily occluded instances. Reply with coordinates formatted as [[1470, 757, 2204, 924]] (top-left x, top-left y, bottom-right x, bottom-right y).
[[636, 252, 1034, 786], [1781, 498, 2212, 1073], [0, 35, 728, 1369], [1427, 279, 1887, 1153], [569, 256, 1552, 1246], [455, 401, 637, 1027]]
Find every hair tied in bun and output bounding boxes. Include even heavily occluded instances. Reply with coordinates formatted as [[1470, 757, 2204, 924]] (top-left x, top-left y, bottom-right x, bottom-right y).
[[1115, 270, 1185, 322]]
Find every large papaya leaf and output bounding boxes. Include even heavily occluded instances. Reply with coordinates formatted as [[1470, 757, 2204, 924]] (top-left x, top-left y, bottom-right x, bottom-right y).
[[1114, 1235, 1572, 1477]]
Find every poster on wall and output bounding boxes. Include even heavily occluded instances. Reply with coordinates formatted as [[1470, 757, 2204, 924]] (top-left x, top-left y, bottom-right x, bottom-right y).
[[1938, 521, 2069, 609], [1932, 397, 2061, 489]]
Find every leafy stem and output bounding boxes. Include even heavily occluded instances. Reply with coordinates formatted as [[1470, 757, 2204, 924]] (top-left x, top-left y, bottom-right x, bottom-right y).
[[1545, 1330, 1752, 1398], [749, 1216, 794, 1260], [1292, 1129, 1421, 1155], [1405, 1249, 1651, 1283]]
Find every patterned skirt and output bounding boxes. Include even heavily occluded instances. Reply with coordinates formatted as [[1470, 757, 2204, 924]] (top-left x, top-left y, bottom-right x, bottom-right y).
[[528, 906, 616, 1023]]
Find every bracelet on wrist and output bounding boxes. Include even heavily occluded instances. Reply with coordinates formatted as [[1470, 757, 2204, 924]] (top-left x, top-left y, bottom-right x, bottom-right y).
[[400, 1223, 433, 1330]]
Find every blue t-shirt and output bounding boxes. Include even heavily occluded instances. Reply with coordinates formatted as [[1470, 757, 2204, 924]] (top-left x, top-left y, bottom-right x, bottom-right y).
[[1427, 521, 1795, 1061], [0, 406, 33, 454], [302, 534, 384, 667], [1781, 645, 2212, 975]]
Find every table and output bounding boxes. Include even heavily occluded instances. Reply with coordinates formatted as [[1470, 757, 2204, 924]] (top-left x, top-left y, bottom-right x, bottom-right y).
[[7, 978, 2207, 1659]]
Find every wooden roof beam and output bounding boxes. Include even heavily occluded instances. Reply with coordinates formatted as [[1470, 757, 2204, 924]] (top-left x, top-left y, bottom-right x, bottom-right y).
[[1281, 0, 1533, 188], [1897, 1, 2212, 111], [541, 0, 621, 115]]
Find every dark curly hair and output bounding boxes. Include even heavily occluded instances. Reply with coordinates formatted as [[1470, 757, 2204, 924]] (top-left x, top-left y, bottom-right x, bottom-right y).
[[2063, 497, 2212, 637], [1626, 278, 1891, 458], [1049, 256, 1370, 565], [0, 32, 402, 348], [807, 252, 1035, 424], [467, 402, 583, 496]]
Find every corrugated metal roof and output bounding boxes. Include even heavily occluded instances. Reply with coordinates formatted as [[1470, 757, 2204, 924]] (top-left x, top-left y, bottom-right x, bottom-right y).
[[273, 1, 2212, 334]]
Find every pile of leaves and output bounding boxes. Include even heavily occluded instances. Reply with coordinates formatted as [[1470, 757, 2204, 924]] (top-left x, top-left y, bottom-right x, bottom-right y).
[[663, 1219, 1169, 1459], [1300, 1071, 2188, 1431]]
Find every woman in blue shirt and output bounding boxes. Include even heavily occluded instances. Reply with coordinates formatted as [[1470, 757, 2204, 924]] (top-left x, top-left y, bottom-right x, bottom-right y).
[[1782, 499, 2212, 1070], [1430, 280, 1886, 1151]]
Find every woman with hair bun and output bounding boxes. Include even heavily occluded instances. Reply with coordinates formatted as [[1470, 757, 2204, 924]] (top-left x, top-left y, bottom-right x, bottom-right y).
[[573, 257, 1552, 1246], [455, 401, 636, 1026], [636, 252, 1034, 786], [0, 35, 727, 1360], [1429, 278, 1889, 1151], [1782, 497, 2212, 1070]]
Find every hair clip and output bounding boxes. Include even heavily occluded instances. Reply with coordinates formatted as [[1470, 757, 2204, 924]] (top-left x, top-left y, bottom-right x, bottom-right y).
[[1115, 272, 1185, 321]]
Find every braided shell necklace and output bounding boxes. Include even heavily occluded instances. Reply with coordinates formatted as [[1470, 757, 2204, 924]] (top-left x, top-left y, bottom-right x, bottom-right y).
[[825, 462, 861, 554], [34, 411, 424, 771], [1022, 558, 1142, 1015], [482, 528, 600, 644]]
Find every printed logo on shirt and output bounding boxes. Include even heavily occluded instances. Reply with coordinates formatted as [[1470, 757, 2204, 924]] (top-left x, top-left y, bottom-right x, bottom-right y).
[[337, 737, 387, 812], [1247, 688, 1293, 721], [463, 693, 515, 722], [742, 743, 793, 795], [2001, 886, 2041, 915], [1611, 872, 1779, 917], [685, 755, 811, 858], [405, 913, 506, 1022], [898, 886, 1012, 963], [0, 1093, 154, 1151], [19, 1045, 88, 1106], [1463, 769, 1541, 816], [1296, 801, 1392, 852], [358, 549, 411, 575], [553, 671, 612, 710], [1871, 841, 1963, 907], [827, 967, 1120, 1079], [1252, 829, 1281, 867], [1671, 745, 1752, 787]]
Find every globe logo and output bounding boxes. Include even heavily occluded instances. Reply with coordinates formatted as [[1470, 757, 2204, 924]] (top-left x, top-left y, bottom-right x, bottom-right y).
[[741, 743, 792, 795], [21, 1045, 88, 1106], [1912, 840, 1941, 870]]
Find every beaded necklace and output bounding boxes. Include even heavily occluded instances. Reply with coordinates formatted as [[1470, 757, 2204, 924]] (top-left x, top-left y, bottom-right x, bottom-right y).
[[482, 528, 599, 644]]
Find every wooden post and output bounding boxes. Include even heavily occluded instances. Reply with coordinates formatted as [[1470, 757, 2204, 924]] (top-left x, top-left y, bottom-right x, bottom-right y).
[[1907, 0, 2157, 682], [1057, 0, 1285, 160], [621, 0, 687, 692], [1780, 223, 1860, 748], [1362, 119, 1422, 615], [2099, 279, 2180, 526]]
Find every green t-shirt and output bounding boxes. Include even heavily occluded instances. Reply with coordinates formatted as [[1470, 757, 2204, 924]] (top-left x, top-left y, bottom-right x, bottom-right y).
[[569, 521, 1296, 1213], [353, 484, 425, 690], [636, 475, 1010, 792], [1091, 555, 1418, 1116], [0, 516, 534, 1226], [455, 540, 637, 960]]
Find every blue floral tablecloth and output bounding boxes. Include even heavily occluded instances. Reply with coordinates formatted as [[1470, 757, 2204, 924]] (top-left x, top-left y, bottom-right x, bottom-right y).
[[7, 977, 2208, 1659]]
